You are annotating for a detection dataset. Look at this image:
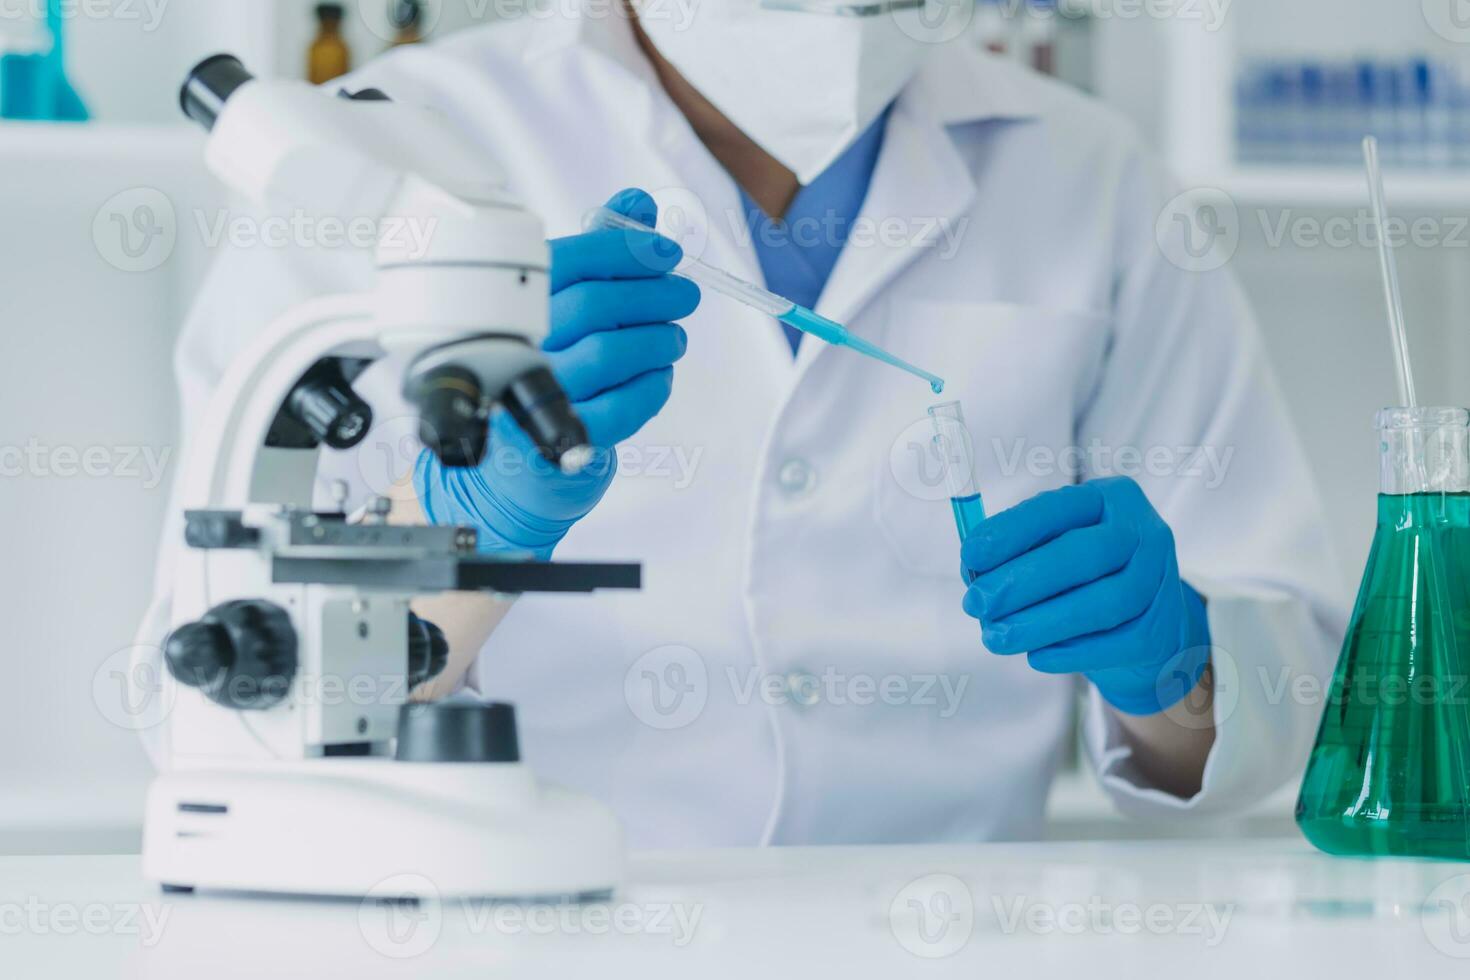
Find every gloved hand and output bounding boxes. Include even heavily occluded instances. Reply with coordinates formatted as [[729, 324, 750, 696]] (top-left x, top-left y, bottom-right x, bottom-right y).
[[960, 477, 1212, 716], [415, 189, 700, 559]]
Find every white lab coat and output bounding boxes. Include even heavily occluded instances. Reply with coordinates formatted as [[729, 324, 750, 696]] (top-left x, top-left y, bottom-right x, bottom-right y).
[[149, 13, 1346, 847]]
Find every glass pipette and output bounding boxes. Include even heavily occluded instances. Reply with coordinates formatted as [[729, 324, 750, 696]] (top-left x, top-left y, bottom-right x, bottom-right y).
[[1363, 136, 1418, 409], [584, 207, 946, 394]]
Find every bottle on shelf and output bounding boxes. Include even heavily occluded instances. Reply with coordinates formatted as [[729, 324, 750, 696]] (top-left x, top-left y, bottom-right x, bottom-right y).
[[1396, 62, 1428, 169], [309, 3, 352, 87], [1019, 0, 1058, 77], [0, 0, 88, 122], [1236, 61, 1297, 166], [972, 0, 1013, 57], [1419, 60, 1453, 170], [970, 0, 1092, 90], [1451, 64, 1470, 169], [1324, 65, 1362, 168], [1362, 61, 1399, 166], [1295, 63, 1326, 164], [389, 0, 426, 47], [1235, 54, 1469, 172], [1052, 1, 1095, 93]]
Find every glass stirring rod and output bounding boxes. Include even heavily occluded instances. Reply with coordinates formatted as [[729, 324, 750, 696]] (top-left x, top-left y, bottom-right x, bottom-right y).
[[584, 207, 946, 394]]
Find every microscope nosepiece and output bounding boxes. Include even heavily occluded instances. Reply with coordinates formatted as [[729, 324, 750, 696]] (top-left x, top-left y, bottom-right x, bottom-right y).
[[411, 366, 490, 469], [502, 367, 593, 474]]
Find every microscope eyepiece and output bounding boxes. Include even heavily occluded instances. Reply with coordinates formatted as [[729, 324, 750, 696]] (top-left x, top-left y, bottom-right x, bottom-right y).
[[180, 54, 255, 132]]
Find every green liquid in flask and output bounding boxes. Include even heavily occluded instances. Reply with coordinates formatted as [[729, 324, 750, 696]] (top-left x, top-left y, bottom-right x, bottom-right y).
[[1296, 492, 1470, 859]]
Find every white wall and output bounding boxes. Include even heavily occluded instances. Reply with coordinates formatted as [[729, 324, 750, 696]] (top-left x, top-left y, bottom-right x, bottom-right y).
[[1235, 213, 1470, 580], [0, 3, 508, 854], [1234, 0, 1469, 58], [3, 0, 1468, 852], [63, 6, 269, 124], [0, 0, 509, 855], [0, 127, 221, 853]]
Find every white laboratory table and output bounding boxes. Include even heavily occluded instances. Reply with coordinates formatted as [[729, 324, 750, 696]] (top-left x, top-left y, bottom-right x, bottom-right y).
[[2, 838, 1469, 979]]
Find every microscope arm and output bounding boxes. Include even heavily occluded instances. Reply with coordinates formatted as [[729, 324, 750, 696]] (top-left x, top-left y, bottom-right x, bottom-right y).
[[134, 56, 632, 902]]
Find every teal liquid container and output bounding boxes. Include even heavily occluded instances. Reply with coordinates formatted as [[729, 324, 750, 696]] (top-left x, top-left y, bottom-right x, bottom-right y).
[[0, 0, 89, 122], [928, 402, 985, 581], [1297, 407, 1470, 859], [951, 492, 986, 541]]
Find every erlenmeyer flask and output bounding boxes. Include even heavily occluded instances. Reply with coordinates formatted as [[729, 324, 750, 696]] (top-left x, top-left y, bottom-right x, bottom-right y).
[[1297, 407, 1470, 858]]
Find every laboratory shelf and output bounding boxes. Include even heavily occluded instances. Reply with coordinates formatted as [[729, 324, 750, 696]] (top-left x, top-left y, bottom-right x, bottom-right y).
[[1192, 167, 1470, 210], [0, 122, 203, 164]]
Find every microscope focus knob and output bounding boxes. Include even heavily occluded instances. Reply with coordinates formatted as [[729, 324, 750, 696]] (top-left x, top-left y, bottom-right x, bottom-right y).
[[164, 600, 297, 710], [407, 614, 450, 690]]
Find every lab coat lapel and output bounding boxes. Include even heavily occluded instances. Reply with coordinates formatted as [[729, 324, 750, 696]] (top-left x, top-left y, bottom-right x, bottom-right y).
[[532, 16, 798, 388], [638, 81, 810, 386], [792, 94, 978, 381]]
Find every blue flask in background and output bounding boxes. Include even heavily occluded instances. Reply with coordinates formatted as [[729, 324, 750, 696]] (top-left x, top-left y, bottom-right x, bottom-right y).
[[1, 0, 89, 122]]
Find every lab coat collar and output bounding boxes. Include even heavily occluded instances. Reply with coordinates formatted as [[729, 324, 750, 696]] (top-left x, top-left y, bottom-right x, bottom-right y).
[[797, 81, 980, 364], [524, 5, 1045, 127], [918, 41, 1046, 126], [523, 3, 655, 83], [522, 6, 1039, 387]]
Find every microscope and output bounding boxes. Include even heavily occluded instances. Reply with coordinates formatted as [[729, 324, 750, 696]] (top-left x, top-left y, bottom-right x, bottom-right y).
[[134, 56, 636, 900]]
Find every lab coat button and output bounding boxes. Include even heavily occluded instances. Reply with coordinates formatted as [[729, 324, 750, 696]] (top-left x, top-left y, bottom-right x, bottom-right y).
[[777, 459, 817, 496], [785, 671, 821, 708]]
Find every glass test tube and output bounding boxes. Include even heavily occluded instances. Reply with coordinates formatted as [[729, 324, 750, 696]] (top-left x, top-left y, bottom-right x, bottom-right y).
[[928, 401, 985, 542]]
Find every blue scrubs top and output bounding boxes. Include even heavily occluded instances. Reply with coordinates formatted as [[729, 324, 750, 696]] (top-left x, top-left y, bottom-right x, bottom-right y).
[[740, 107, 892, 355]]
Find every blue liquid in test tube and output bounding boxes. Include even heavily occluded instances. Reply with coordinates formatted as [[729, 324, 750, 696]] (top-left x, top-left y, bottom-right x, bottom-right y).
[[929, 401, 985, 580], [950, 492, 987, 540]]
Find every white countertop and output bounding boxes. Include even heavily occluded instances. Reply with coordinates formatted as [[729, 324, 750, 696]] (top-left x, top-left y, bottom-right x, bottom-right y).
[[3, 839, 1470, 978]]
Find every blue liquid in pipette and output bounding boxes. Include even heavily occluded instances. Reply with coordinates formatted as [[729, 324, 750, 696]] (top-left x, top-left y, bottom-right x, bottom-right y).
[[953, 492, 986, 583], [779, 305, 946, 394]]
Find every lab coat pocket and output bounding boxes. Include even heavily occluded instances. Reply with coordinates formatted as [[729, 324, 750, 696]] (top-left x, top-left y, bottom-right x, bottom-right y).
[[872, 299, 1109, 578]]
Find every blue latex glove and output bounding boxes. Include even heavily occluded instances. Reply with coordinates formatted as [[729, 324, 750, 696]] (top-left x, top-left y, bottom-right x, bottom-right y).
[[960, 477, 1212, 716], [415, 189, 700, 559]]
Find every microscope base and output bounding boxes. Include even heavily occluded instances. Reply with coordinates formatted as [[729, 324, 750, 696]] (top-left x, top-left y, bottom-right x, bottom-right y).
[[141, 759, 624, 900]]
